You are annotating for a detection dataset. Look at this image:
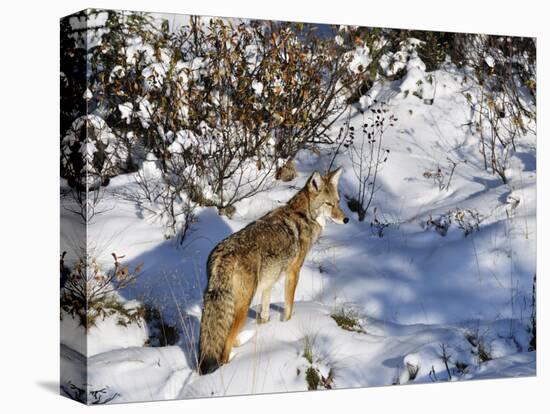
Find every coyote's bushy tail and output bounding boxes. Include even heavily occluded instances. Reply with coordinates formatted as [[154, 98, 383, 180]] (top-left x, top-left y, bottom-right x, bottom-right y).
[[198, 265, 234, 375]]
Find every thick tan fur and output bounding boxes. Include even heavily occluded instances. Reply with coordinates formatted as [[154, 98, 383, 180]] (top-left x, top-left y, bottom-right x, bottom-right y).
[[198, 168, 347, 374]]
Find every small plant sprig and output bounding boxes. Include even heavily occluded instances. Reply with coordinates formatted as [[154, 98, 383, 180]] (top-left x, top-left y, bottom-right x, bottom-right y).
[[61, 382, 121, 404], [370, 207, 393, 238], [326, 112, 354, 174], [305, 366, 335, 390], [330, 306, 366, 333], [465, 330, 492, 364], [301, 335, 335, 390], [347, 101, 396, 222], [425, 208, 483, 237], [439, 343, 453, 381], [423, 157, 467, 191]]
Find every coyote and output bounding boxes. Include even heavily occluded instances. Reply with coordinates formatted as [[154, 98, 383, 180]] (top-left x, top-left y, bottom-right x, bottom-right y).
[[198, 168, 348, 374]]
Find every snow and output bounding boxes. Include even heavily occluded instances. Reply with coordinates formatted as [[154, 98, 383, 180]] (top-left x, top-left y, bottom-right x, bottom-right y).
[[252, 80, 264, 96], [118, 102, 133, 124], [62, 302, 535, 401], [60, 26, 536, 403], [109, 65, 126, 82], [137, 98, 154, 128], [83, 88, 93, 100], [347, 46, 371, 74], [485, 55, 496, 68], [141, 152, 162, 179], [61, 310, 148, 357]]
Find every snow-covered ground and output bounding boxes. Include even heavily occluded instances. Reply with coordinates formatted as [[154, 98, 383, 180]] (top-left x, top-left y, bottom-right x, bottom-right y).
[[62, 302, 534, 403], [60, 52, 536, 403]]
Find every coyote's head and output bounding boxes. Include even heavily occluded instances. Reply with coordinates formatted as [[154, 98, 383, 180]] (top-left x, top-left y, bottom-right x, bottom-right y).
[[306, 168, 349, 226]]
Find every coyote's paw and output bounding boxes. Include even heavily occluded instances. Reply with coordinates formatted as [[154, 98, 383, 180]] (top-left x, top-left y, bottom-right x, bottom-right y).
[[257, 314, 270, 324]]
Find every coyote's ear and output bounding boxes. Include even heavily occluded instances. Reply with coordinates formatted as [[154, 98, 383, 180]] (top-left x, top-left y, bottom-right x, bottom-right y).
[[307, 171, 323, 193], [328, 167, 343, 185]]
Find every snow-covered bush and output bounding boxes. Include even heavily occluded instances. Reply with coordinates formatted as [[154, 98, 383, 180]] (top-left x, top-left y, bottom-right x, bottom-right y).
[[455, 35, 536, 183], [60, 11, 88, 140], [464, 331, 492, 363], [424, 208, 483, 237], [60, 251, 144, 330], [330, 305, 366, 333], [300, 335, 335, 390], [61, 115, 128, 189], [60, 12, 364, 220], [333, 29, 535, 183], [333, 27, 451, 105]]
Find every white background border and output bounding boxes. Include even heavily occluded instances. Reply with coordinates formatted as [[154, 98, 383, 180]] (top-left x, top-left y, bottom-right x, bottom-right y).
[[0, 1, 546, 413]]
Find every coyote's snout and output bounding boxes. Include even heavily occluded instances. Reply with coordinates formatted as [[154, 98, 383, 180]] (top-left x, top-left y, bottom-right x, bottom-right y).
[[198, 168, 347, 375]]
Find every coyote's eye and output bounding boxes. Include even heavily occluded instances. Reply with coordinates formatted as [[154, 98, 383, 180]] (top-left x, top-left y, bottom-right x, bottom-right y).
[[325, 202, 334, 207]]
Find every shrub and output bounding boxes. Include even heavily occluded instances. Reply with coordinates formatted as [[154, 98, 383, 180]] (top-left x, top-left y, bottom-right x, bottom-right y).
[[74, 11, 363, 217], [60, 11, 88, 144], [302, 335, 315, 364], [60, 251, 144, 330], [369, 207, 394, 238], [425, 208, 483, 237], [61, 382, 120, 404], [305, 366, 334, 390], [300, 335, 335, 390], [457, 35, 536, 183], [465, 331, 492, 363], [61, 115, 127, 190], [337, 28, 535, 186], [60, 11, 366, 239], [330, 306, 366, 333], [305, 366, 320, 390], [346, 103, 395, 221]]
